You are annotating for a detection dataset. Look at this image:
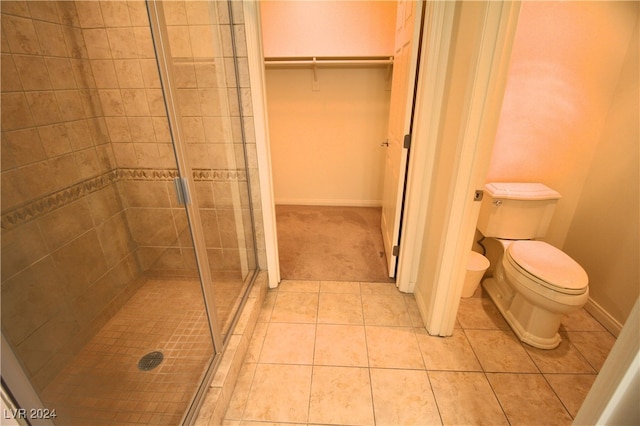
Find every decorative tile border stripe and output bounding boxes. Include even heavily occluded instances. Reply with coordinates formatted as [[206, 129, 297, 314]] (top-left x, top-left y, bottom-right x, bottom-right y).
[[193, 169, 247, 182], [1, 171, 119, 231], [2, 168, 248, 230]]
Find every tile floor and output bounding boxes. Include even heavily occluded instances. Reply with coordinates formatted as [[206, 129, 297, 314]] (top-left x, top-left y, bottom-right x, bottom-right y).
[[222, 279, 616, 425], [41, 279, 214, 425]]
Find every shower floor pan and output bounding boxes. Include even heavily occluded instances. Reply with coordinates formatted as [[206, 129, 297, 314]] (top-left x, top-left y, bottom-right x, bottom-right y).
[[40, 278, 218, 425]]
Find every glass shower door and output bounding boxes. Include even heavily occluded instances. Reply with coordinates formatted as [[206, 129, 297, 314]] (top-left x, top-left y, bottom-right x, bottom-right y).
[[149, 0, 259, 341], [0, 0, 231, 423]]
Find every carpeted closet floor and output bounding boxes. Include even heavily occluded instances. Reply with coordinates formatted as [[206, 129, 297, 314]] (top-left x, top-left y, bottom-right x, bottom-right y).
[[276, 205, 393, 283]]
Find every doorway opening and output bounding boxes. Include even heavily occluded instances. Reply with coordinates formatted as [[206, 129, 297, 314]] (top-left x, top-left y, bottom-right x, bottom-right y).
[[259, 1, 423, 283]]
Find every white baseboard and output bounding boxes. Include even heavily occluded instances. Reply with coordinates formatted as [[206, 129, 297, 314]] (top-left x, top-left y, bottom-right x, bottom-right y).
[[275, 198, 383, 207], [584, 297, 623, 337]]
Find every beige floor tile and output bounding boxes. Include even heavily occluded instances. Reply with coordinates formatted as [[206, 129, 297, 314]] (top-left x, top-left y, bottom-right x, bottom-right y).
[[278, 280, 320, 293], [360, 282, 399, 295], [524, 337, 596, 374], [270, 292, 318, 323], [560, 309, 607, 332], [314, 324, 368, 367], [465, 329, 538, 372], [362, 293, 411, 326], [564, 331, 616, 372], [308, 366, 374, 425], [257, 290, 276, 323], [404, 294, 424, 327], [370, 368, 441, 425], [415, 328, 482, 371], [365, 326, 424, 369], [259, 323, 316, 364], [318, 293, 364, 325], [544, 373, 597, 417], [320, 280, 361, 293], [487, 373, 573, 425], [224, 362, 257, 420], [456, 296, 510, 330], [429, 371, 509, 425], [242, 364, 312, 423], [244, 321, 267, 364]]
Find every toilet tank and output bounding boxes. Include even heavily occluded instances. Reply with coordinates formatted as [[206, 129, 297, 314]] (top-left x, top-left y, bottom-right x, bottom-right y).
[[477, 183, 561, 239]]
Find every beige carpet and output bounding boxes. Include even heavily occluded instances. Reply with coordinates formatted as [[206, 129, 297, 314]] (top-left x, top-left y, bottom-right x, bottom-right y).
[[276, 205, 393, 282]]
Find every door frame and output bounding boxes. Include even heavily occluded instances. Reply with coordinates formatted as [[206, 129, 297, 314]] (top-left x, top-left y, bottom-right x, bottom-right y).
[[243, 0, 516, 304]]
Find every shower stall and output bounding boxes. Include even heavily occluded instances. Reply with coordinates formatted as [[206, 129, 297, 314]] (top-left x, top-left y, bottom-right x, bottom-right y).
[[1, 1, 260, 423]]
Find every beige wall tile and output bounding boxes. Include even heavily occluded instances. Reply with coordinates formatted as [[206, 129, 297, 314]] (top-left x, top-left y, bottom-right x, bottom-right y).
[[99, 1, 131, 28], [167, 26, 192, 58], [1, 92, 34, 130], [56, 90, 86, 121], [74, 1, 104, 28], [26, 91, 62, 125], [127, 2, 149, 27], [1, 128, 46, 170], [49, 154, 80, 188], [104, 116, 131, 141], [1, 54, 23, 91], [45, 57, 77, 89], [55, 2, 80, 27], [28, 1, 60, 23], [107, 27, 137, 59], [65, 120, 94, 150], [14, 55, 51, 90], [113, 59, 144, 88], [39, 200, 94, 251], [33, 20, 67, 56], [63, 26, 89, 59], [1, 220, 49, 281], [121, 88, 150, 116], [139, 58, 161, 88], [128, 116, 156, 142], [82, 28, 111, 59], [2, 15, 41, 54], [1, 256, 67, 344], [189, 26, 215, 58], [71, 60, 96, 89], [38, 123, 72, 157]]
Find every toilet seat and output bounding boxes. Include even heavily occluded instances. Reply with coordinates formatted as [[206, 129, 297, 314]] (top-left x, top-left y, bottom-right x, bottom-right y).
[[506, 240, 588, 295]]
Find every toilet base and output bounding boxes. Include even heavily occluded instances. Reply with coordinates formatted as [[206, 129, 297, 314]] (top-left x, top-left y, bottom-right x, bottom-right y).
[[483, 278, 562, 349]]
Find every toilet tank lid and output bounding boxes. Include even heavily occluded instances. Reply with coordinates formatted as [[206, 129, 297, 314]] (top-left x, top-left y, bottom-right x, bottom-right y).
[[485, 182, 561, 200]]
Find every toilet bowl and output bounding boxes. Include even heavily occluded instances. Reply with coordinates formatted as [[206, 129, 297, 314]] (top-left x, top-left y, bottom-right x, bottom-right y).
[[483, 239, 589, 349]]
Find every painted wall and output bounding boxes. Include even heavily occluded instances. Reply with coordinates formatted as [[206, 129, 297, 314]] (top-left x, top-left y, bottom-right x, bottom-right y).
[[266, 67, 390, 206], [486, 2, 639, 325], [260, 1, 396, 58], [261, 1, 395, 206], [563, 15, 639, 326]]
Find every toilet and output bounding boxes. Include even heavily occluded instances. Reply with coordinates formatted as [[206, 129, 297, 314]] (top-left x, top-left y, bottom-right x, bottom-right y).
[[477, 182, 589, 349]]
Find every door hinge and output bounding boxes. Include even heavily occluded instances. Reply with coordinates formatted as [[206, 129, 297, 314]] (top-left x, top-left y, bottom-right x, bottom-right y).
[[173, 177, 191, 205], [392, 245, 400, 257], [403, 133, 411, 149]]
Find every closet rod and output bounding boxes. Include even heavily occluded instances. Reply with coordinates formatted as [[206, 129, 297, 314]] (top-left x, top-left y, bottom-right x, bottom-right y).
[[264, 56, 393, 66]]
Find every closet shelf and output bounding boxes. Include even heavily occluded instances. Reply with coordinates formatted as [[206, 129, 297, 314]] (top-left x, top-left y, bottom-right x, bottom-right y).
[[264, 56, 394, 67]]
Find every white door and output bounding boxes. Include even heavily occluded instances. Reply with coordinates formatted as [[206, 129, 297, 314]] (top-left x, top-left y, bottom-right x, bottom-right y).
[[381, 0, 424, 278]]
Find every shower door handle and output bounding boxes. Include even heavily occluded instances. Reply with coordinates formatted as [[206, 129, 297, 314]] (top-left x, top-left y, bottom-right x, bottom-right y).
[[173, 177, 191, 205]]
